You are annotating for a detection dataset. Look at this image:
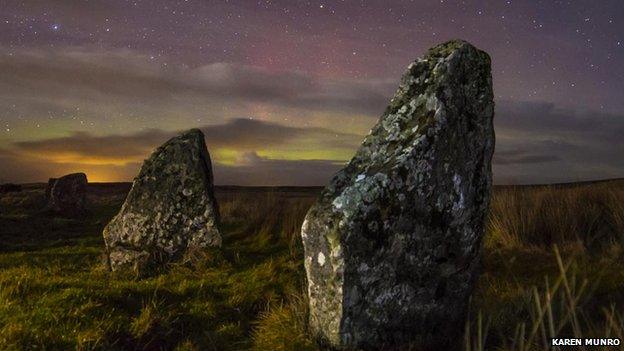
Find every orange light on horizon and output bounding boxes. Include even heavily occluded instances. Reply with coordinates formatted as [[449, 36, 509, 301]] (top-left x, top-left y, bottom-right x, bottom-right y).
[[18, 151, 143, 167]]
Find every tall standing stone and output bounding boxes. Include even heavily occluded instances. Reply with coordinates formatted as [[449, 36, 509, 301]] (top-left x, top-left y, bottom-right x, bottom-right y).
[[46, 173, 87, 216], [301, 40, 495, 350], [103, 129, 221, 272]]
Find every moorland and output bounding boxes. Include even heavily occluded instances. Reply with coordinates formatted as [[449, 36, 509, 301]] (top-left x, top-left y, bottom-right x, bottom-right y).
[[1, 180, 623, 350]]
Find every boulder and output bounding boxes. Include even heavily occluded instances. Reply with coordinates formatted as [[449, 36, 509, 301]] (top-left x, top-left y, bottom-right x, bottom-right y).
[[301, 40, 495, 350], [103, 129, 221, 272], [46, 173, 87, 216]]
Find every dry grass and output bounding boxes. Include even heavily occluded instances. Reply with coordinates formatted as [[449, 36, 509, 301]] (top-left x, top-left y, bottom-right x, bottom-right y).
[[486, 183, 624, 251], [467, 245, 624, 351], [473, 181, 624, 350], [251, 293, 316, 351]]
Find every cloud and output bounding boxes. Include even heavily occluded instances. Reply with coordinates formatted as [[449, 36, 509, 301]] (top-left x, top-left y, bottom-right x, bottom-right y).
[[2, 46, 624, 185], [11, 118, 360, 165], [191, 63, 392, 114], [496, 101, 624, 144], [0, 146, 343, 186], [13, 129, 168, 165], [1, 119, 359, 184], [215, 152, 344, 186], [0, 47, 392, 123], [0, 45, 385, 185], [4, 100, 624, 185], [493, 149, 560, 165], [0, 146, 142, 184], [493, 101, 624, 184]]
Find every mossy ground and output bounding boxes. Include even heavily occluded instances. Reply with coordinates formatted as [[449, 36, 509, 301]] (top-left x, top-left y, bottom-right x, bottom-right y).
[[1, 181, 624, 350]]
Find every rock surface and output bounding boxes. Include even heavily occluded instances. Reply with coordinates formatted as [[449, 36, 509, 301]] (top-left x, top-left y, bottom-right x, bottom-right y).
[[301, 40, 495, 350], [46, 173, 87, 216], [103, 129, 221, 272], [45, 178, 57, 200]]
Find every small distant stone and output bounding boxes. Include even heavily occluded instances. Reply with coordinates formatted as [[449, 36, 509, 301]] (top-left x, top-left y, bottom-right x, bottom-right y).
[[103, 129, 221, 273], [46, 173, 88, 217], [301, 40, 495, 350]]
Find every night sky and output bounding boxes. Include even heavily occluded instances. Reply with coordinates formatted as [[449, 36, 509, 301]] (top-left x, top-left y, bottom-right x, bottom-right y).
[[1, 0, 623, 185]]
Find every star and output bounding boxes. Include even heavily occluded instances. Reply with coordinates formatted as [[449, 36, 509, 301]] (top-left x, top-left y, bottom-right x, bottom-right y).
[[51, 24, 60, 31]]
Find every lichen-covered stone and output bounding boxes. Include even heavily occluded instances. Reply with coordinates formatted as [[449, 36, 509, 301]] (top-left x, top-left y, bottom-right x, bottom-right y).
[[103, 129, 221, 272], [46, 173, 87, 216], [301, 40, 495, 350]]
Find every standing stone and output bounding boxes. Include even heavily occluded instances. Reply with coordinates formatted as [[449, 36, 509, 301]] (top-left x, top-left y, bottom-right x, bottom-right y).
[[301, 40, 495, 350], [103, 129, 221, 272], [46, 173, 88, 216]]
